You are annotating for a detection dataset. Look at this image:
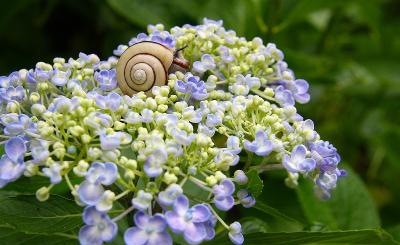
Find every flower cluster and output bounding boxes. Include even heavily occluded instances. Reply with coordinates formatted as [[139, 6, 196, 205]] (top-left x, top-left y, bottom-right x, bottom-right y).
[[0, 18, 345, 244]]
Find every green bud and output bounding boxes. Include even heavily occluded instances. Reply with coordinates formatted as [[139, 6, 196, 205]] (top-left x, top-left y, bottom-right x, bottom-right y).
[[6, 101, 20, 113], [29, 92, 40, 103], [81, 134, 91, 144], [114, 121, 125, 130], [36, 187, 50, 202], [69, 126, 85, 137], [163, 172, 177, 184]]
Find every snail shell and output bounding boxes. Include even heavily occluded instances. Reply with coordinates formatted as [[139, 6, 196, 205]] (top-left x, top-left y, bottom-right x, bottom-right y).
[[116, 41, 173, 96]]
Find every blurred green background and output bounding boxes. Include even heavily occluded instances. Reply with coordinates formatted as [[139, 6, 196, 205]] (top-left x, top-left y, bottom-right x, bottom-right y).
[[1, 0, 399, 241]]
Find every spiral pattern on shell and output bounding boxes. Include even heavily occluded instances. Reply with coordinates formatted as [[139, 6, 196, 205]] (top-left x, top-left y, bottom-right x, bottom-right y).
[[116, 41, 173, 96]]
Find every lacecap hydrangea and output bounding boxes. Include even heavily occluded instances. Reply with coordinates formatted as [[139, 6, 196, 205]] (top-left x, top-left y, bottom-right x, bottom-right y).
[[0, 18, 345, 245]]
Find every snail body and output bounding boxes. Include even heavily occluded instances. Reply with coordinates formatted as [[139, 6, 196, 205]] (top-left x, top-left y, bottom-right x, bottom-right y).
[[116, 41, 189, 96]]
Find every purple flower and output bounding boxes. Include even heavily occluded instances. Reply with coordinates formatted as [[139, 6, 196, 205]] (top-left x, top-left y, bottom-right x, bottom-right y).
[[157, 184, 183, 207], [226, 136, 242, 155], [285, 79, 310, 104], [0, 155, 25, 188], [0, 76, 10, 88], [243, 130, 274, 156], [205, 114, 222, 128], [99, 131, 131, 151], [212, 179, 235, 211], [175, 74, 208, 101], [51, 69, 71, 86], [42, 163, 62, 184], [95, 92, 121, 111], [1, 114, 33, 136], [170, 128, 195, 146], [192, 54, 216, 74], [283, 144, 316, 173], [275, 85, 295, 107], [94, 69, 117, 91], [129, 31, 176, 49], [310, 141, 341, 172], [229, 222, 244, 245], [237, 189, 256, 208], [144, 148, 167, 177], [124, 211, 172, 245], [5, 136, 26, 163], [0, 86, 26, 101], [218, 46, 234, 63], [165, 195, 212, 245], [26, 68, 52, 83], [78, 162, 118, 207], [79, 207, 117, 245]]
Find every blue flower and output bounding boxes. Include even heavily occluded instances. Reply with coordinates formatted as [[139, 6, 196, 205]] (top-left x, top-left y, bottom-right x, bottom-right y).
[[0, 155, 25, 188], [94, 69, 117, 91], [225, 136, 242, 155], [212, 179, 235, 211], [144, 148, 167, 177], [170, 128, 195, 146], [5, 136, 26, 163], [26, 67, 52, 83], [79, 206, 117, 245], [129, 31, 176, 49], [282, 144, 316, 173], [140, 109, 154, 123], [243, 130, 274, 156], [192, 54, 216, 75], [99, 131, 131, 151], [310, 141, 341, 172], [275, 85, 295, 107], [165, 195, 212, 245], [218, 46, 234, 63], [51, 69, 71, 86], [48, 96, 74, 113], [78, 162, 118, 207], [237, 189, 256, 208], [1, 113, 33, 136], [132, 190, 153, 211], [315, 169, 346, 199], [285, 79, 310, 104], [175, 74, 208, 101], [228, 222, 244, 245], [124, 211, 172, 245], [205, 114, 222, 128], [95, 92, 121, 111], [42, 162, 62, 184], [157, 183, 183, 207], [0, 86, 26, 101], [0, 76, 10, 88], [30, 139, 50, 164]]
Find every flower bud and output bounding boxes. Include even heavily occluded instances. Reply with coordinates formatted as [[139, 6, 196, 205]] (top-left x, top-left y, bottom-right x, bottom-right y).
[[29, 92, 40, 103], [233, 170, 248, 185], [81, 134, 91, 144], [206, 175, 218, 186], [36, 187, 50, 202], [163, 172, 178, 184], [6, 101, 20, 113], [73, 160, 89, 177]]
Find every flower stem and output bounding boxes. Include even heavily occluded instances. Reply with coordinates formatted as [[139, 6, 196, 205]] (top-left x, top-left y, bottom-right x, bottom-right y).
[[112, 206, 135, 222], [207, 204, 229, 230]]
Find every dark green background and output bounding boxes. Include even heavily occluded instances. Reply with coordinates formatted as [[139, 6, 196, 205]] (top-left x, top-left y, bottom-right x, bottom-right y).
[[0, 0, 399, 243]]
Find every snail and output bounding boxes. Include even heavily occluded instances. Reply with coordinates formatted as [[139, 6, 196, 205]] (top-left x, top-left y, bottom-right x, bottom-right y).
[[116, 41, 189, 96]]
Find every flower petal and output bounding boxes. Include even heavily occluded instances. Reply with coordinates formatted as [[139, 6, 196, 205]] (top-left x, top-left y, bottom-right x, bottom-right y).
[[124, 227, 148, 245], [191, 204, 211, 223], [78, 181, 104, 206], [5, 136, 26, 163]]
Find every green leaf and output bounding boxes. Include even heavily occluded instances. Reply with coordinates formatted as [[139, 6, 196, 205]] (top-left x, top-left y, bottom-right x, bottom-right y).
[[0, 194, 83, 234], [209, 229, 397, 245], [0, 225, 77, 245], [387, 224, 400, 242], [253, 201, 303, 227], [296, 165, 380, 230], [246, 169, 264, 197], [240, 217, 269, 234], [106, 0, 180, 28]]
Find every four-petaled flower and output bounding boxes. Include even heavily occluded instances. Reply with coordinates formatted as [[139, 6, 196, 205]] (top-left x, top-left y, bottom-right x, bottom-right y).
[[79, 206, 117, 245], [243, 130, 274, 156], [282, 144, 316, 174], [124, 211, 172, 245], [175, 74, 208, 101], [94, 69, 117, 91], [78, 162, 118, 208], [212, 179, 235, 211], [166, 195, 212, 245]]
